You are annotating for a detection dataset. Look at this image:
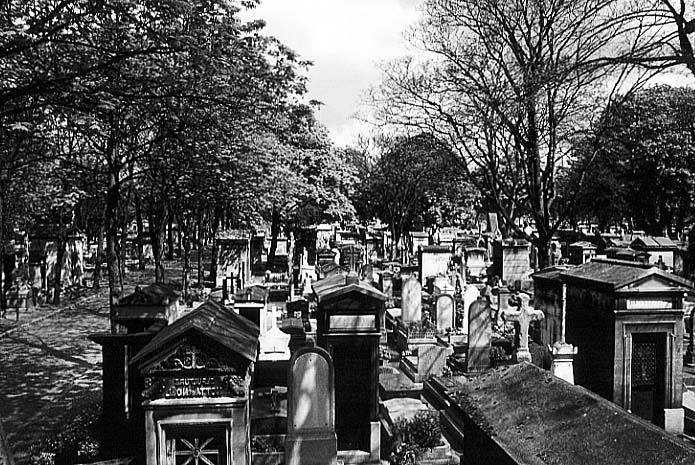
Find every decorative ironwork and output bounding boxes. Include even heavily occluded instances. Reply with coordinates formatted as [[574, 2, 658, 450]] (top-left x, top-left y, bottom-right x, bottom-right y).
[[170, 435, 221, 465], [632, 341, 656, 386], [153, 345, 230, 372]]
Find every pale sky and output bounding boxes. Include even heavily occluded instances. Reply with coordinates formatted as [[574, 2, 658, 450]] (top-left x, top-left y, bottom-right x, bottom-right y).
[[242, 0, 423, 148]]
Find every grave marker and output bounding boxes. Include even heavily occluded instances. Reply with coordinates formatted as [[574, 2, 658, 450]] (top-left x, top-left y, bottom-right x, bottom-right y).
[[467, 298, 492, 372], [286, 347, 337, 465], [435, 295, 455, 333], [502, 293, 544, 363], [401, 276, 422, 324]]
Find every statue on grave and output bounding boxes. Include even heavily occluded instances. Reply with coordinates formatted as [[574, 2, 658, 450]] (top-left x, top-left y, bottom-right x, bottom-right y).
[[502, 292, 544, 363]]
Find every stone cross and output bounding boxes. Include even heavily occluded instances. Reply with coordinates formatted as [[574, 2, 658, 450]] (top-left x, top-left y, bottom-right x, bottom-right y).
[[502, 292, 544, 363]]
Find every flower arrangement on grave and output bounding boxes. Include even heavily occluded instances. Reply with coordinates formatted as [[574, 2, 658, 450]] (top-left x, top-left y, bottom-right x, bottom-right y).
[[388, 410, 444, 465]]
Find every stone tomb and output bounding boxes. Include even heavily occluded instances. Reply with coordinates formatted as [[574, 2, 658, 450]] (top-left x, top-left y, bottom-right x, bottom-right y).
[[492, 238, 531, 284], [215, 229, 252, 291], [313, 273, 385, 463], [131, 300, 260, 465], [419, 246, 451, 281], [285, 347, 337, 465], [436, 363, 695, 465], [559, 259, 691, 433]]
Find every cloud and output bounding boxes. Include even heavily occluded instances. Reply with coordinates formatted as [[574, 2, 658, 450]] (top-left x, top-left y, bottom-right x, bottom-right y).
[[242, 0, 422, 147]]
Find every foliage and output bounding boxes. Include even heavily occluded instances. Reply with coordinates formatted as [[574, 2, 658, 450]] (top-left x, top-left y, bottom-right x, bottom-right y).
[[354, 133, 477, 258], [28, 400, 102, 465], [388, 410, 443, 465], [567, 85, 695, 235], [251, 435, 284, 453]]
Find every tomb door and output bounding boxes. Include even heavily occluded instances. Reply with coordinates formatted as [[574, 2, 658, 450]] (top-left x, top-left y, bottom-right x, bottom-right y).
[[332, 341, 373, 451], [166, 424, 228, 465], [630, 332, 666, 426]]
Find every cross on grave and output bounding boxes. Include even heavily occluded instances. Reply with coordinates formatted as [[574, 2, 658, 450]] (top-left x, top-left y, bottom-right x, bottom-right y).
[[502, 293, 544, 363]]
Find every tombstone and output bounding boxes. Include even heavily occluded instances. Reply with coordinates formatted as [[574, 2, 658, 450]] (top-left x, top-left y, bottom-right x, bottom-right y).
[[493, 239, 531, 284], [502, 293, 545, 363], [465, 247, 487, 281], [461, 285, 480, 334], [401, 344, 454, 383], [467, 298, 492, 372], [285, 347, 337, 465], [435, 295, 455, 333], [259, 312, 291, 361], [401, 276, 422, 324], [380, 271, 394, 307], [215, 229, 252, 289], [419, 246, 451, 281]]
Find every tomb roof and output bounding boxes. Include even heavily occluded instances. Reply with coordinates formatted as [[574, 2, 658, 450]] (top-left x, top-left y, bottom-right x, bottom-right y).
[[532, 265, 571, 284], [233, 284, 268, 303], [312, 273, 386, 303], [454, 363, 695, 465], [131, 299, 260, 365], [569, 241, 597, 249], [215, 229, 252, 242], [631, 236, 677, 249], [420, 245, 451, 253], [560, 258, 691, 290], [117, 283, 179, 307], [410, 231, 429, 238]]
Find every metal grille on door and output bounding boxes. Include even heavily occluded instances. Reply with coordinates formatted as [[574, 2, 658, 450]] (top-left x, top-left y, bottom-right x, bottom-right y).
[[632, 342, 656, 386]]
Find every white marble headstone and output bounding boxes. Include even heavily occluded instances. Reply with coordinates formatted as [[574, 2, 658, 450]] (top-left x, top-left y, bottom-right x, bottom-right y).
[[461, 285, 480, 334], [436, 294, 455, 333], [401, 276, 422, 323]]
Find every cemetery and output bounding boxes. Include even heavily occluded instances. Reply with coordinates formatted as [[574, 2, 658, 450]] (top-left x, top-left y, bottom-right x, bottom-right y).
[[6, 2, 695, 465]]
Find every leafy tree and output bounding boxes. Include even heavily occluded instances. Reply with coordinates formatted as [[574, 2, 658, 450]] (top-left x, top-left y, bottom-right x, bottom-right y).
[[354, 133, 476, 259], [568, 85, 695, 235]]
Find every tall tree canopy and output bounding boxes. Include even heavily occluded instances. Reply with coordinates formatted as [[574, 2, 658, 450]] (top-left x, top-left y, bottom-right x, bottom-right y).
[[354, 133, 479, 258], [567, 85, 695, 236]]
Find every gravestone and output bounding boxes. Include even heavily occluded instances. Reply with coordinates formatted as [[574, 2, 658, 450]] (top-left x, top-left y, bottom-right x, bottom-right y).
[[435, 295, 455, 333], [380, 271, 394, 307], [401, 276, 422, 324], [286, 347, 337, 465], [502, 293, 545, 363], [461, 285, 480, 334], [467, 298, 492, 372]]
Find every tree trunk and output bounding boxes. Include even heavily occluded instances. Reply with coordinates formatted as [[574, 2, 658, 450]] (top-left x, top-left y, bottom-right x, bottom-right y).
[[0, 184, 5, 314], [53, 211, 66, 305], [209, 207, 221, 280], [134, 193, 146, 270], [266, 206, 280, 271], [166, 209, 174, 260], [93, 216, 105, 290], [197, 209, 203, 287], [149, 207, 166, 284], [106, 172, 122, 334], [181, 221, 191, 303]]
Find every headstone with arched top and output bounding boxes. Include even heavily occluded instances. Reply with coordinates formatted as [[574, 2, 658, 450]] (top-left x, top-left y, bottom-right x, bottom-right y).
[[285, 347, 337, 465]]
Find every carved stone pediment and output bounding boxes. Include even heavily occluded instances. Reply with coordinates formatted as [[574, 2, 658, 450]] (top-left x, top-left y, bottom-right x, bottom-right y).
[[142, 343, 247, 400]]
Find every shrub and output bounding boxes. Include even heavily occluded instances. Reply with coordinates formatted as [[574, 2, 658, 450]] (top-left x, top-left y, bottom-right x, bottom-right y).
[[28, 400, 101, 465], [388, 410, 442, 465]]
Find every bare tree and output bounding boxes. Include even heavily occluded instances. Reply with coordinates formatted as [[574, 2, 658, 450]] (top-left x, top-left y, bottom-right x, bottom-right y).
[[369, 0, 663, 267]]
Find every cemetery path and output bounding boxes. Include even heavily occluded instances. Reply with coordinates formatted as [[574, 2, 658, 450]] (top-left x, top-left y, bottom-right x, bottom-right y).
[[0, 289, 110, 464]]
